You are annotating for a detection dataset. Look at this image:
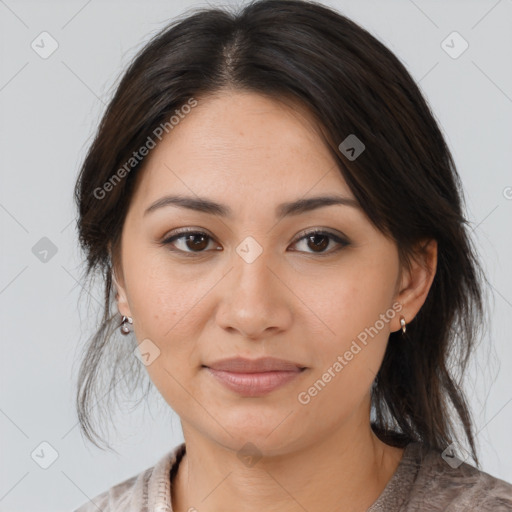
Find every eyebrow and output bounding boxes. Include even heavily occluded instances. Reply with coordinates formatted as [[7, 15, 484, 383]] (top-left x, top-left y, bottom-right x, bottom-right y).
[[143, 194, 360, 219]]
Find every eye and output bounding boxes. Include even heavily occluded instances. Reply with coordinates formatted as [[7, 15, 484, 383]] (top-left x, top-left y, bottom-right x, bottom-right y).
[[159, 228, 350, 256], [160, 228, 221, 256], [290, 229, 350, 255]]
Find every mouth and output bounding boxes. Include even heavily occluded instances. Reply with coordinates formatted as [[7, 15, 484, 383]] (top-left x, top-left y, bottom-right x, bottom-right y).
[[202, 357, 307, 397]]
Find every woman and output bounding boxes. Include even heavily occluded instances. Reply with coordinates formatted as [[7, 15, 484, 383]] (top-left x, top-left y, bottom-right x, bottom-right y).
[[73, 0, 512, 510]]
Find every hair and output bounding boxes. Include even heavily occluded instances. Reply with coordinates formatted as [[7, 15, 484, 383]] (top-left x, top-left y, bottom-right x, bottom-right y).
[[74, 0, 486, 464]]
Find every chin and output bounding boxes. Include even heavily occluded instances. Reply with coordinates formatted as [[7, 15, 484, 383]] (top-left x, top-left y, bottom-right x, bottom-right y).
[[206, 411, 305, 456]]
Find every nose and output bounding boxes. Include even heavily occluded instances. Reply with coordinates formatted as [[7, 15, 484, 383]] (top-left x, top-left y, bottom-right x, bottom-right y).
[[214, 248, 293, 341]]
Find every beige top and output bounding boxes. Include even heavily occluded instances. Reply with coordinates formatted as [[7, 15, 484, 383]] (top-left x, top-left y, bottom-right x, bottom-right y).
[[74, 441, 512, 511]]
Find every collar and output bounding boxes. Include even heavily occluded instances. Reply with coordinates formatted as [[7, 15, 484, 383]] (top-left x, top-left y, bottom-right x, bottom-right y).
[[145, 442, 186, 512]]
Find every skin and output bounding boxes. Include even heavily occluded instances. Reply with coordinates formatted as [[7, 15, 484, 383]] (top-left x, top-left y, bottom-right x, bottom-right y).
[[113, 90, 437, 512]]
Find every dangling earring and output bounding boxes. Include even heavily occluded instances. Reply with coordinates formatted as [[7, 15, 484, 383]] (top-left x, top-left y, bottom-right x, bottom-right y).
[[120, 315, 133, 335], [399, 315, 406, 335]]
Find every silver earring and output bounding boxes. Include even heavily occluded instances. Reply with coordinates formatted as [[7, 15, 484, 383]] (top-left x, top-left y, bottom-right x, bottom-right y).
[[120, 315, 133, 335], [400, 315, 406, 335]]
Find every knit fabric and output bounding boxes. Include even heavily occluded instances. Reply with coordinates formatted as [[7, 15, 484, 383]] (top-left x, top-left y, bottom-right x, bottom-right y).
[[74, 441, 512, 511]]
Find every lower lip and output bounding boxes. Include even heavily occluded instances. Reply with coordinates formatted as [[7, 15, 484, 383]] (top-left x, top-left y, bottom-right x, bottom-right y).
[[205, 368, 305, 396]]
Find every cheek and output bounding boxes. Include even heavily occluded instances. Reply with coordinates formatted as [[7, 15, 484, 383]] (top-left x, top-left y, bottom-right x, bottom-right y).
[[298, 255, 397, 405], [124, 244, 199, 334], [124, 253, 204, 410], [308, 254, 397, 341], [123, 246, 239, 392], [296, 300, 390, 428]]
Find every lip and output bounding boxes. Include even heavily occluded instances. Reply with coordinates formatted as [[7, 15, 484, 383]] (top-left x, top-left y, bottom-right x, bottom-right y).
[[203, 357, 307, 397], [205, 356, 306, 373]]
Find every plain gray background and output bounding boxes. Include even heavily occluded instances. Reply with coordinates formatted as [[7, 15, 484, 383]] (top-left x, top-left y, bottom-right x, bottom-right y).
[[0, 0, 511, 510]]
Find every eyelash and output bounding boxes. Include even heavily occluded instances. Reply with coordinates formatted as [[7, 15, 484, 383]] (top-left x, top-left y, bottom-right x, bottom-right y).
[[159, 228, 350, 257]]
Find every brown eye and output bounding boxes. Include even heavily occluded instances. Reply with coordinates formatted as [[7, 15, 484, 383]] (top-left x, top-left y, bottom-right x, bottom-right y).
[[183, 233, 209, 251], [161, 228, 349, 257], [306, 233, 330, 252], [291, 229, 350, 255], [161, 230, 219, 255]]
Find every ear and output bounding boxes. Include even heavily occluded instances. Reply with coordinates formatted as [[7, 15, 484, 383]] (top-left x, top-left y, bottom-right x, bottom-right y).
[[110, 244, 133, 319], [391, 239, 437, 332]]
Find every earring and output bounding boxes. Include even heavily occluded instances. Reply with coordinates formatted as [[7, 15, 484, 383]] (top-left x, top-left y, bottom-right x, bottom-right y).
[[120, 315, 133, 335], [400, 315, 407, 335]]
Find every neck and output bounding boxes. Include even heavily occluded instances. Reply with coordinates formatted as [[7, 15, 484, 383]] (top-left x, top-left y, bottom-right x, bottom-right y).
[[171, 415, 404, 512]]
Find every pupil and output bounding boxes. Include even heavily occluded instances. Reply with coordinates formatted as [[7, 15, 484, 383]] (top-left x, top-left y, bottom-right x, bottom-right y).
[[187, 234, 208, 251], [309, 234, 328, 252]]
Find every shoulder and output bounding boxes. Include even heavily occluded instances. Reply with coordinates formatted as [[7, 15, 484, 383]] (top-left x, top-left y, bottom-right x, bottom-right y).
[[73, 471, 146, 512], [408, 443, 512, 511], [72, 443, 185, 512]]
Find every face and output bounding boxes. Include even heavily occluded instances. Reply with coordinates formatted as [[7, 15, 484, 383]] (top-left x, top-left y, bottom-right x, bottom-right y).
[[113, 91, 429, 456]]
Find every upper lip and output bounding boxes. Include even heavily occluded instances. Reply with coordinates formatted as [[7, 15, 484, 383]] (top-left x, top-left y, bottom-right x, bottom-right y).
[[204, 357, 306, 373]]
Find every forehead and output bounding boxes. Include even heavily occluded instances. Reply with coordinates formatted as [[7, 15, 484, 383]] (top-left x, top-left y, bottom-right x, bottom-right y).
[[130, 91, 352, 208]]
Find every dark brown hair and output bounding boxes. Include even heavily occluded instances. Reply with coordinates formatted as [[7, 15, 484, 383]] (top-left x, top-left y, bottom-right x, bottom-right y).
[[74, 0, 486, 463]]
